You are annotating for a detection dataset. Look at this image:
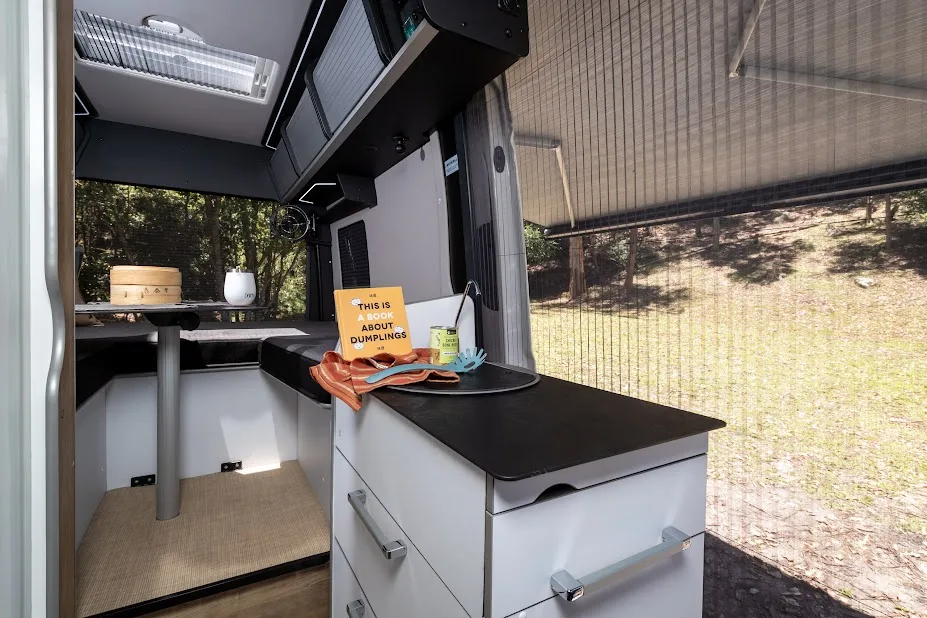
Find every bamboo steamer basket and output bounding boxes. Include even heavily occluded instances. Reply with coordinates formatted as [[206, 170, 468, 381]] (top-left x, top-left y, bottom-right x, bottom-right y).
[[110, 265, 181, 286], [110, 266, 182, 305]]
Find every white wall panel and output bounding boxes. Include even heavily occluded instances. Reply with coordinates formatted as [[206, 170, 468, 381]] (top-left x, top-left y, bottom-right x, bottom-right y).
[[105, 368, 298, 489], [75, 388, 107, 548], [298, 394, 332, 522], [331, 133, 453, 302]]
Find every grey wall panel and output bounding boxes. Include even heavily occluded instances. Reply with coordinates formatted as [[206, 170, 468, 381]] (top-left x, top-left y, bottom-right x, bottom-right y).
[[330, 134, 453, 303], [0, 0, 28, 610], [284, 90, 329, 173], [313, 0, 386, 134], [75, 119, 277, 200], [270, 143, 300, 199]]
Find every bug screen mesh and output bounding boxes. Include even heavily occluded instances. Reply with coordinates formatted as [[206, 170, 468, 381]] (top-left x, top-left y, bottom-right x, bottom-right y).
[[505, 0, 927, 615]]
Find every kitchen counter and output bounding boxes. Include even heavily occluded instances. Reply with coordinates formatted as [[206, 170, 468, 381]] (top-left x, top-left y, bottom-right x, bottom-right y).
[[374, 374, 725, 481], [333, 373, 725, 618]]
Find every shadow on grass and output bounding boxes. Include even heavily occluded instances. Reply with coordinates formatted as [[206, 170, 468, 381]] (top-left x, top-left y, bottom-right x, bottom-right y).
[[708, 237, 816, 285], [828, 222, 927, 277], [528, 266, 570, 302], [586, 284, 692, 313], [531, 282, 692, 314], [704, 533, 872, 618]]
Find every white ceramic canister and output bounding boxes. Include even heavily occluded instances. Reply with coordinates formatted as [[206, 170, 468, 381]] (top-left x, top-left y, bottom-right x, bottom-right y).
[[224, 268, 256, 306]]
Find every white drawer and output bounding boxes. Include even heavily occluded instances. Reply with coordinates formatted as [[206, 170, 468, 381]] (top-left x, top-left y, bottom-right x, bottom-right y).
[[332, 540, 377, 618], [334, 397, 485, 617], [488, 455, 707, 618], [503, 534, 705, 618], [332, 449, 470, 618]]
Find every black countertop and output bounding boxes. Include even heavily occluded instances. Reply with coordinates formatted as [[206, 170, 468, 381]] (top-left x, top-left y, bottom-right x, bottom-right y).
[[373, 374, 726, 481]]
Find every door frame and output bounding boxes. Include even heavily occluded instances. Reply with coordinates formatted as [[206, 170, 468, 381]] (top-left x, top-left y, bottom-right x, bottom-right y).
[[56, 0, 76, 613]]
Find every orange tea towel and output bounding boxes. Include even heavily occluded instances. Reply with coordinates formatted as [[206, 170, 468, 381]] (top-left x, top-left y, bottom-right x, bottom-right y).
[[309, 348, 459, 411]]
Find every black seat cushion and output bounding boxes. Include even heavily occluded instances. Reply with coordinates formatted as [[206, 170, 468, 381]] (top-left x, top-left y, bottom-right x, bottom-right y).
[[259, 335, 339, 404]]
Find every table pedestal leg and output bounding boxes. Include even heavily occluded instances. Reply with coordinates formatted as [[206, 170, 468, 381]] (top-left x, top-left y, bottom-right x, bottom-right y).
[[156, 324, 181, 520]]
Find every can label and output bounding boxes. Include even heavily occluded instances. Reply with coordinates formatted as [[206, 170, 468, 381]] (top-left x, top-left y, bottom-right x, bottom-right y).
[[429, 326, 459, 365]]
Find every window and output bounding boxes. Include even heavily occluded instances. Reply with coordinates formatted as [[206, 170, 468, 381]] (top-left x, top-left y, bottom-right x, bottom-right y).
[[338, 221, 371, 289], [73, 11, 277, 100], [75, 181, 306, 321]]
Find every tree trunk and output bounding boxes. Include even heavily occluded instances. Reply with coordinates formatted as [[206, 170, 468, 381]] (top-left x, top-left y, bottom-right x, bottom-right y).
[[113, 186, 137, 265], [568, 235, 586, 300], [241, 207, 258, 275], [270, 250, 302, 318], [260, 251, 275, 310], [712, 217, 721, 253], [696, 220, 704, 238], [865, 197, 873, 223], [624, 229, 638, 291], [182, 192, 191, 224], [204, 195, 224, 301], [885, 195, 894, 248]]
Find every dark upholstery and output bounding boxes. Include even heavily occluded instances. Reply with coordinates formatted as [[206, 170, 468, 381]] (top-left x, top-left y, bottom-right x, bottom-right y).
[[258, 335, 340, 404], [76, 321, 339, 407]]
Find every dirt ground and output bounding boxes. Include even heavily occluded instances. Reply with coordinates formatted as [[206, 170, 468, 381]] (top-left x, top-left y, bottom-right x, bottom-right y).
[[705, 530, 871, 618], [706, 479, 927, 617]]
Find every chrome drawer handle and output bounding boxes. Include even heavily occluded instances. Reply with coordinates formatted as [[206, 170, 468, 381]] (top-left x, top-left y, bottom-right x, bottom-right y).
[[346, 599, 366, 617], [550, 526, 693, 602], [348, 490, 407, 560]]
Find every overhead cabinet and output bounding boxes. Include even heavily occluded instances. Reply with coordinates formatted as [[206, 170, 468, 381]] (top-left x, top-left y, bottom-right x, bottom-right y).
[[269, 0, 528, 208], [282, 89, 329, 177], [310, 0, 390, 137], [270, 144, 301, 198], [281, 0, 386, 181]]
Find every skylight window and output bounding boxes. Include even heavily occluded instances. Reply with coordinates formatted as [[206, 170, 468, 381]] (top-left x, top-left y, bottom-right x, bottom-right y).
[[73, 11, 277, 100]]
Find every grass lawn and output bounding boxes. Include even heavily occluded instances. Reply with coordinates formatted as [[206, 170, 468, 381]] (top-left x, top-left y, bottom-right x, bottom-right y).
[[529, 204, 927, 615]]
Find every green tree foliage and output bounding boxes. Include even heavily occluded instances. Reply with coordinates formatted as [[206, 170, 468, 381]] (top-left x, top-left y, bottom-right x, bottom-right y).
[[896, 189, 927, 223], [524, 222, 563, 265], [75, 180, 306, 320]]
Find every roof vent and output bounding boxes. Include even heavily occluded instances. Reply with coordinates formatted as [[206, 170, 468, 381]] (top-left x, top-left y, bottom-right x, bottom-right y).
[[73, 10, 277, 100], [142, 16, 203, 41]]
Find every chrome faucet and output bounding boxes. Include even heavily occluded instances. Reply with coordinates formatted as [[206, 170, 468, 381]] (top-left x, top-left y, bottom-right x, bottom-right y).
[[454, 280, 482, 328]]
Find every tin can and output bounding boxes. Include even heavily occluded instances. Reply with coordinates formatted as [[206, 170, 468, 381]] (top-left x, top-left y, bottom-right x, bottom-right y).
[[429, 326, 459, 365]]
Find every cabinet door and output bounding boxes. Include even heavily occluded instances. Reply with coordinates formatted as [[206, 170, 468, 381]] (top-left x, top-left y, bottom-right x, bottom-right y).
[[332, 540, 377, 618], [504, 534, 705, 618], [489, 456, 707, 617], [334, 396, 485, 617], [332, 449, 470, 618]]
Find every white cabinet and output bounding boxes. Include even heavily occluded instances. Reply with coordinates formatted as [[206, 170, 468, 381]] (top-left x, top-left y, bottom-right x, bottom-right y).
[[334, 396, 485, 617], [330, 396, 714, 618], [332, 449, 470, 618]]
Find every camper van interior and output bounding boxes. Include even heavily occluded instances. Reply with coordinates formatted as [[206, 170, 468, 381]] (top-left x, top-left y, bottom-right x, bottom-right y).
[[8, 0, 925, 617], [62, 1, 730, 616]]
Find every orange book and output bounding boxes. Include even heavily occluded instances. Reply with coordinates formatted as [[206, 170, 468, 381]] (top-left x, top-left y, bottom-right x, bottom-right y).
[[334, 287, 412, 360]]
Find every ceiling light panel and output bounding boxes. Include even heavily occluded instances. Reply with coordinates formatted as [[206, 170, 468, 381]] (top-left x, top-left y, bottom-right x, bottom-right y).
[[73, 10, 276, 100]]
